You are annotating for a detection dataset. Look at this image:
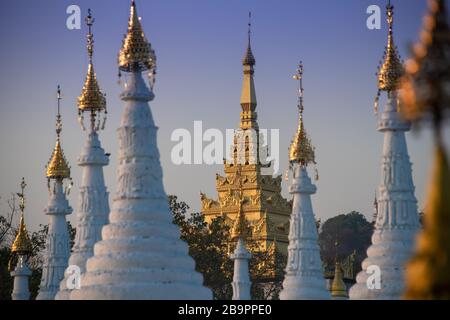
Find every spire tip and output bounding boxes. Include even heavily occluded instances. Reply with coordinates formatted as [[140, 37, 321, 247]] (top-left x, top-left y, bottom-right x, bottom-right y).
[[289, 62, 315, 166], [242, 13, 255, 66]]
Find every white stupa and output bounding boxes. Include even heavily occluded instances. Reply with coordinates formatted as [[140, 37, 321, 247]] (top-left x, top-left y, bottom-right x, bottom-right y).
[[279, 63, 330, 300], [37, 87, 73, 300], [56, 10, 109, 300], [349, 3, 420, 300], [10, 178, 33, 301], [71, 1, 211, 299], [230, 194, 252, 300]]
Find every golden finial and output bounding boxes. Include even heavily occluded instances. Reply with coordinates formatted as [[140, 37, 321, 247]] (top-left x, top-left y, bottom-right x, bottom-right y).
[[377, 1, 404, 92], [86, 8, 94, 61], [18, 177, 26, 212], [118, 0, 156, 74], [243, 12, 255, 66], [289, 62, 316, 166], [78, 9, 107, 131], [400, 0, 450, 138], [334, 240, 339, 260], [46, 86, 71, 181], [11, 178, 32, 255]]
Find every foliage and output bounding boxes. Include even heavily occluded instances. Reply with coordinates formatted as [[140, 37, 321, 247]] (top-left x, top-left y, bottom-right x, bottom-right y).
[[318, 211, 373, 274], [0, 194, 75, 300], [0, 195, 19, 246]]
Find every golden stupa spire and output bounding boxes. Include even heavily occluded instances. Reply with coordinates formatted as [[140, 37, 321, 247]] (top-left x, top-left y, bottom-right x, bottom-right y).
[[242, 12, 256, 67], [331, 261, 348, 299], [11, 178, 32, 255], [377, 1, 404, 92], [240, 12, 258, 130], [46, 86, 71, 181], [330, 241, 348, 299], [289, 62, 316, 167], [401, 0, 450, 300], [78, 9, 107, 131], [118, 0, 156, 74]]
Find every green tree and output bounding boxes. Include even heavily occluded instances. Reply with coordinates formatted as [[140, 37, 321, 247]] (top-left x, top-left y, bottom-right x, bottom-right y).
[[318, 211, 373, 274]]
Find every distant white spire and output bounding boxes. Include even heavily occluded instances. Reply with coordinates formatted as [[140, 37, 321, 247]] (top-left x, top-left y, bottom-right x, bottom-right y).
[[37, 87, 73, 300], [280, 63, 330, 300], [230, 238, 252, 300], [10, 178, 33, 301], [279, 166, 331, 300]]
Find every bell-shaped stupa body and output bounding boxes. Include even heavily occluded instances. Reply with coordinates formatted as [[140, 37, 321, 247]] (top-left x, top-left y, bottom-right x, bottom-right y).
[[280, 166, 331, 300], [349, 92, 420, 299], [280, 63, 330, 300], [349, 3, 420, 300], [11, 256, 32, 300], [56, 130, 109, 299], [71, 1, 211, 300]]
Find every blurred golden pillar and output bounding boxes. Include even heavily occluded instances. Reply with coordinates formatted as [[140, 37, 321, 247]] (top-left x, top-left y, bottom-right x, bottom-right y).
[[400, 0, 450, 299]]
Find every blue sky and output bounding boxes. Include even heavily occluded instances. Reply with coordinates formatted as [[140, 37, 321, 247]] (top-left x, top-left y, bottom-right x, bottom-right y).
[[0, 0, 448, 231]]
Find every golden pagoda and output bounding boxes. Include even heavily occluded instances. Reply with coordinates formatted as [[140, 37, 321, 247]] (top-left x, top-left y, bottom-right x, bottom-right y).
[[330, 261, 348, 300], [329, 242, 349, 299], [200, 15, 291, 256]]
